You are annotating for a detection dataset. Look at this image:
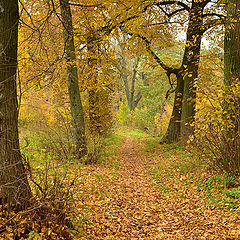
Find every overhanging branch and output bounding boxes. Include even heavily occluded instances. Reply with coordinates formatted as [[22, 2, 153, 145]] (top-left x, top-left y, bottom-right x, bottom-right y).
[[129, 32, 180, 76], [155, 1, 190, 12]]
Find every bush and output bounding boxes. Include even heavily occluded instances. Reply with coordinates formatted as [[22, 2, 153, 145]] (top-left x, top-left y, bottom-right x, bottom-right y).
[[193, 80, 240, 175]]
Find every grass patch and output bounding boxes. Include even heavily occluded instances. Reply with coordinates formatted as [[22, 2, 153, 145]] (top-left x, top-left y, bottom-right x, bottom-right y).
[[104, 133, 124, 147], [145, 135, 240, 210], [117, 127, 148, 139], [143, 135, 183, 155], [98, 133, 124, 166], [144, 136, 162, 153], [148, 163, 177, 196], [196, 173, 240, 209]]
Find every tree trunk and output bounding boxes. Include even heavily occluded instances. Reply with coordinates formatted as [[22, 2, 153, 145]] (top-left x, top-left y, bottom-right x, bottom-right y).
[[121, 55, 131, 109], [60, 0, 87, 158], [129, 57, 140, 112], [162, 1, 204, 144], [0, 0, 31, 208], [223, 0, 240, 173], [161, 73, 184, 143], [180, 1, 204, 143], [86, 33, 102, 135], [224, 0, 240, 85]]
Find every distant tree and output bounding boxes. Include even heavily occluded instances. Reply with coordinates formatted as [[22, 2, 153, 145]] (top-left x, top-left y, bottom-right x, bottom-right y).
[[0, 0, 31, 208], [113, 34, 143, 112]]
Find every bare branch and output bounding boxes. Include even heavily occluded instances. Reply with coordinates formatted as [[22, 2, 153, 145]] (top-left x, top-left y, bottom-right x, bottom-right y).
[[127, 32, 180, 75], [158, 6, 187, 18], [201, 18, 224, 34], [201, 0, 213, 8], [155, 1, 190, 12], [202, 13, 226, 19]]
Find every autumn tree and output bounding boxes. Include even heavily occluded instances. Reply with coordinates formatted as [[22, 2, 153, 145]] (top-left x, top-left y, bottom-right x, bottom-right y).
[[59, 0, 87, 158], [0, 0, 31, 208], [222, 0, 240, 173], [112, 34, 144, 112], [134, 0, 225, 143], [224, 0, 240, 88]]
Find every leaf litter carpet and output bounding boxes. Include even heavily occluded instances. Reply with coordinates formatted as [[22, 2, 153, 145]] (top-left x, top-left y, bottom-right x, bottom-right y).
[[80, 136, 240, 239]]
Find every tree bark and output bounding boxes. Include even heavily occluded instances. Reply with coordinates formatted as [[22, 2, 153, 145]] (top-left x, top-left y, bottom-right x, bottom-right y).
[[224, 0, 240, 85], [0, 0, 31, 208], [162, 1, 204, 143], [86, 33, 101, 135], [59, 0, 87, 158], [161, 72, 184, 143], [180, 1, 204, 143], [223, 0, 240, 173], [129, 57, 140, 111]]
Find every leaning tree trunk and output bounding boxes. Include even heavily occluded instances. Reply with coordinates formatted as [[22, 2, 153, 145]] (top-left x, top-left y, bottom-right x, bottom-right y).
[[0, 0, 31, 208], [60, 0, 87, 158], [223, 0, 240, 173]]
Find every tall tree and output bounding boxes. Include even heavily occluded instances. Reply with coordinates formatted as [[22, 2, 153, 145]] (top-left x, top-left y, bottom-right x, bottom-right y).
[[0, 0, 31, 208], [224, 0, 240, 86], [59, 0, 87, 158], [223, 0, 240, 173], [140, 0, 225, 143]]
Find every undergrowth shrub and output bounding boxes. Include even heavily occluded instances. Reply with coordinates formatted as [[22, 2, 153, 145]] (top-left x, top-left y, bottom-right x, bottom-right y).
[[196, 173, 240, 209], [193, 81, 240, 176], [14, 122, 86, 239], [0, 154, 77, 239]]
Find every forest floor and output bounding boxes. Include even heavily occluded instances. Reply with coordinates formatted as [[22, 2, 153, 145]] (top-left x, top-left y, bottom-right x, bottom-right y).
[[77, 131, 240, 239], [1, 129, 240, 239]]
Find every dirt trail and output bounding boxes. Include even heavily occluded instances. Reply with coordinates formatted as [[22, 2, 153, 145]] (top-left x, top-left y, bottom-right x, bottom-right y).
[[108, 136, 164, 238], [83, 135, 239, 239]]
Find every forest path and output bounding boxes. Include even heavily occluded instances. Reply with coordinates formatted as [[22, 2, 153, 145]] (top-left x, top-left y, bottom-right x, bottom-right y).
[[82, 134, 239, 239]]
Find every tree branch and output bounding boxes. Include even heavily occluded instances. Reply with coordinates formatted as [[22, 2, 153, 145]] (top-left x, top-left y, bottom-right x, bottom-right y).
[[127, 31, 180, 76], [202, 13, 226, 19], [201, 18, 224, 34], [155, 1, 190, 12], [201, 0, 213, 8], [158, 6, 187, 18], [69, 1, 101, 7]]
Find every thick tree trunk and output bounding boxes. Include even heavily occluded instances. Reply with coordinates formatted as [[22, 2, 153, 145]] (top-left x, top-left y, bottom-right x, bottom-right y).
[[121, 56, 131, 109], [162, 1, 203, 144], [60, 0, 87, 158], [0, 0, 31, 208], [161, 73, 184, 143], [180, 1, 203, 143], [223, 0, 240, 173], [224, 0, 240, 85]]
